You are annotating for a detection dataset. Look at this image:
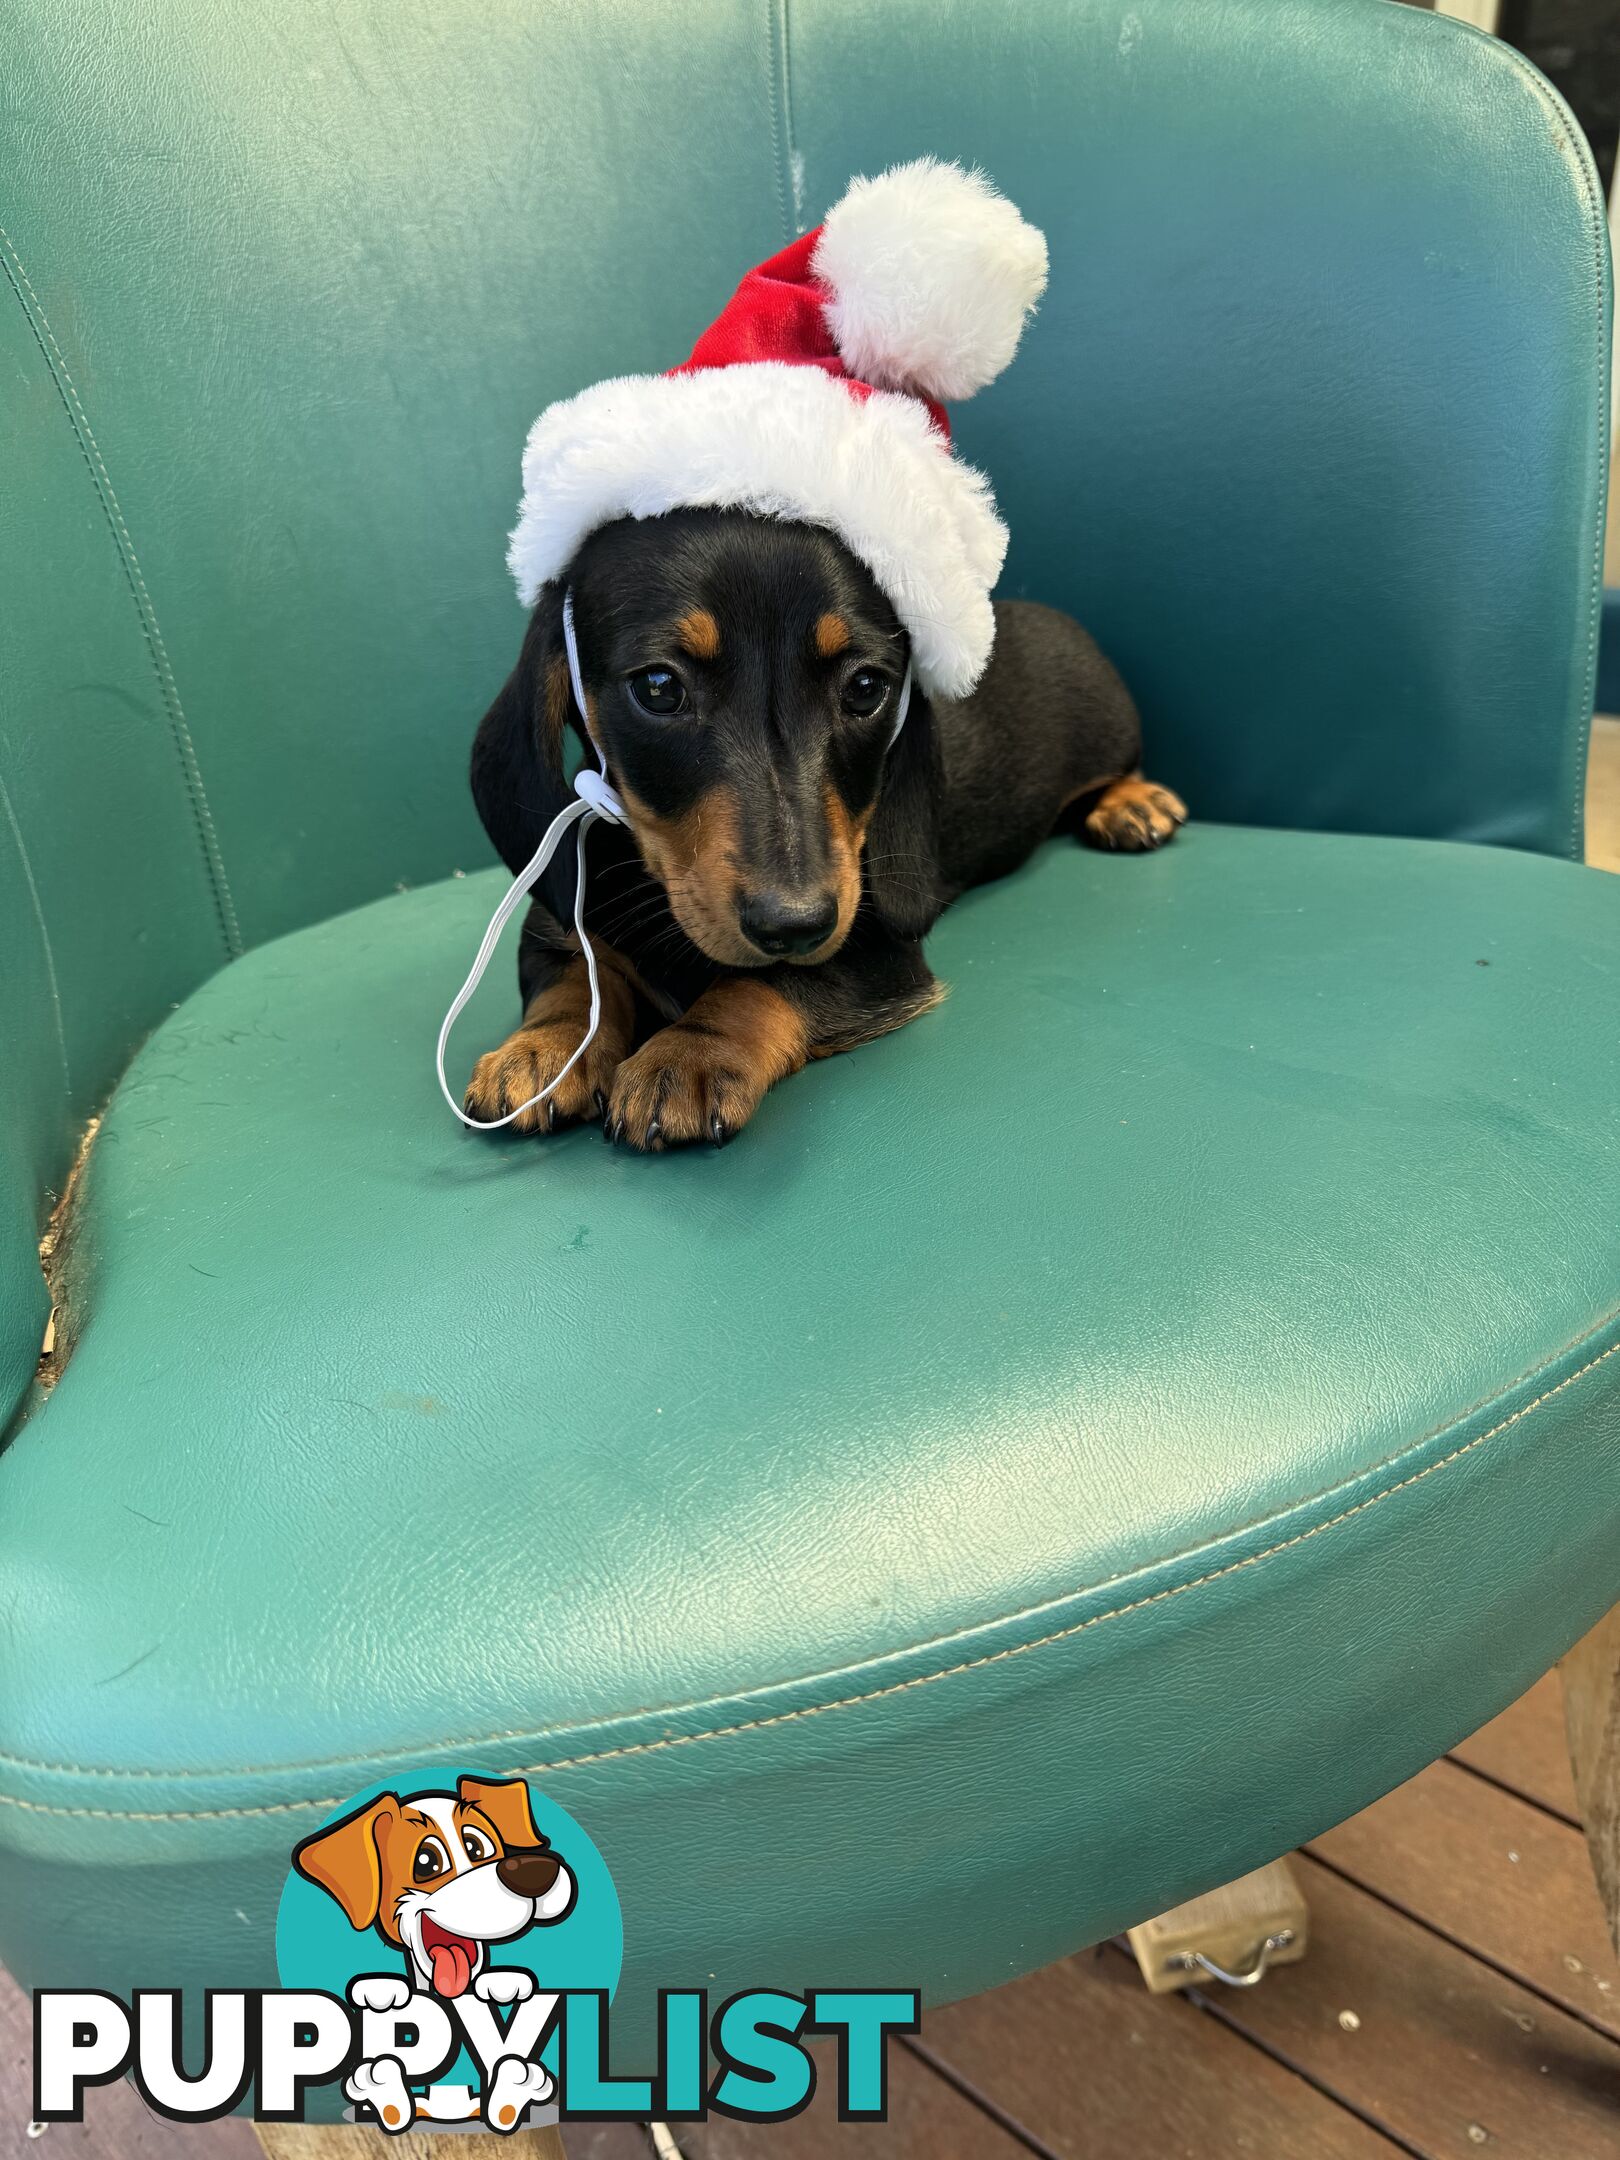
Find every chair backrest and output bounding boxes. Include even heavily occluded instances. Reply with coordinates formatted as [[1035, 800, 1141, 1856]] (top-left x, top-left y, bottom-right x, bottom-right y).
[[0, 0, 1607, 1423]]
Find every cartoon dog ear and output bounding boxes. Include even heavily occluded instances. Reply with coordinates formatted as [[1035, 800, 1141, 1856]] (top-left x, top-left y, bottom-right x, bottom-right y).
[[291, 1794, 402, 1929], [458, 1774, 544, 1851]]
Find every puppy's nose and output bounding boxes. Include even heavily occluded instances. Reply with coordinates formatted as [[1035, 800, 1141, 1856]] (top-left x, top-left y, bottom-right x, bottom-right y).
[[737, 890, 839, 957], [496, 1847, 563, 1898]]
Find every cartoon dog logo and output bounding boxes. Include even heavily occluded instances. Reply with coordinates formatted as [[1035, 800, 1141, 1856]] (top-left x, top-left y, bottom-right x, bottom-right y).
[[292, 1774, 575, 2131]]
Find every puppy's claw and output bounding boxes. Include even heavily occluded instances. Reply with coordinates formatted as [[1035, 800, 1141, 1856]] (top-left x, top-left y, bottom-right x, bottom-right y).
[[709, 1111, 728, 1147]]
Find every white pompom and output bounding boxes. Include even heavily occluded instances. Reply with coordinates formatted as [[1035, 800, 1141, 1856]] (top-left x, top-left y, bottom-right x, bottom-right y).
[[812, 158, 1049, 402]]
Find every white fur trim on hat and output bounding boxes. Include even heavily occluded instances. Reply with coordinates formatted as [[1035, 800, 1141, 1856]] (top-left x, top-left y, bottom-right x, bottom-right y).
[[507, 364, 1008, 698], [812, 159, 1048, 402]]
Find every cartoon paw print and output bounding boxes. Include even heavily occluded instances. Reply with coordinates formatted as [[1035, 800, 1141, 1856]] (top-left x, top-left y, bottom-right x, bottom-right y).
[[348, 1974, 413, 2013], [484, 2055, 553, 2134], [346, 2056, 414, 2134]]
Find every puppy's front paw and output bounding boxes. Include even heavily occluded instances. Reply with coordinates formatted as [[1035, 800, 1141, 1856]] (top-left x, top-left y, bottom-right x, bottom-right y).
[[348, 1973, 413, 2013], [484, 2055, 554, 2132], [464, 954, 636, 1134], [1084, 776, 1187, 852], [474, 1967, 536, 2005], [465, 1015, 624, 1134], [604, 1028, 757, 1150], [604, 981, 808, 1151], [346, 2057, 414, 2134]]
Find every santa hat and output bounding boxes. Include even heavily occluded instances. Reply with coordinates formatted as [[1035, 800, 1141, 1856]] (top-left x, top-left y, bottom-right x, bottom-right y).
[[507, 160, 1048, 699]]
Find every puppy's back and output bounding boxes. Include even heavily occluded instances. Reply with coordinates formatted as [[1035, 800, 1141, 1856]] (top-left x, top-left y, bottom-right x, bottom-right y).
[[934, 600, 1143, 889]]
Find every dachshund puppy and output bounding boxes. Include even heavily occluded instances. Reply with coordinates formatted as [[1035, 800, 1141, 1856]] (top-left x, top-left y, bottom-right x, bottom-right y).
[[464, 506, 1183, 1149]]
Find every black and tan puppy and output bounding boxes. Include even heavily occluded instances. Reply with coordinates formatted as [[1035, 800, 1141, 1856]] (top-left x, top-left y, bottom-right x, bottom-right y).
[[464, 506, 1183, 1149]]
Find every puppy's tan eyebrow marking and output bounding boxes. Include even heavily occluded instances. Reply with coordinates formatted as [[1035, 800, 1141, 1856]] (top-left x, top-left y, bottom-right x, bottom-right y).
[[814, 611, 851, 658], [675, 608, 721, 661]]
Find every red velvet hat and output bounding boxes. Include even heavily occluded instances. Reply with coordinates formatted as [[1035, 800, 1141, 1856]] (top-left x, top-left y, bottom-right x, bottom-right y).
[[508, 160, 1048, 697]]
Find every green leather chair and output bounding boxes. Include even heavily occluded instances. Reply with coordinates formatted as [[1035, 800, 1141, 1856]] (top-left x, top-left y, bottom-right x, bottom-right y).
[[3, 0, 1619, 2107]]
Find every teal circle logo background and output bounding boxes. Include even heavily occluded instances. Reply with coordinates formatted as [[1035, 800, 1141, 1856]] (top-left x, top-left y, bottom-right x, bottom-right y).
[[275, 1770, 622, 2062]]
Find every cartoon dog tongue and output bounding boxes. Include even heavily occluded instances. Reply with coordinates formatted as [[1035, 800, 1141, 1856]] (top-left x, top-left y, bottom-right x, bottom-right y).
[[426, 1929, 474, 1998]]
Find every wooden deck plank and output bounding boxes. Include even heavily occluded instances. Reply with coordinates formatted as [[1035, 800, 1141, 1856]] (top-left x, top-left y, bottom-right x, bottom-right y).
[[1308, 1758, 1620, 2039], [1199, 1851, 1620, 2160], [918, 1940, 1400, 2159], [1449, 1671, 1580, 1824], [681, 2044, 1031, 2160]]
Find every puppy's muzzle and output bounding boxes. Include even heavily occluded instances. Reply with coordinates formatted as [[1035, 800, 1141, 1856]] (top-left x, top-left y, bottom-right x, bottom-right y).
[[737, 889, 839, 959], [497, 1846, 564, 1898]]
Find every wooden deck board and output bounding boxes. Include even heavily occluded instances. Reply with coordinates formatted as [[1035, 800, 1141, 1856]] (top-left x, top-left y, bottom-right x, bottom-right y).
[[1197, 1851, 1620, 2159], [1307, 1757, 1620, 2041], [1448, 1670, 1580, 1824], [920, 1941, 1402, 2159]]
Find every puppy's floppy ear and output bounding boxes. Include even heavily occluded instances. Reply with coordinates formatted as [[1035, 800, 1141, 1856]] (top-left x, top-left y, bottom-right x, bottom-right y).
[[864, 693, 943, 941], [458, 1773, 545, 1851], [291, 1793, 402, 1930], [469, 582, 576, 881]]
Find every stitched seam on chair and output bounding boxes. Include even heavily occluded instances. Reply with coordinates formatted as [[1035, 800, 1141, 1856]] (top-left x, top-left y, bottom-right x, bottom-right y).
[[6, 1292, 1618, 1786], [4, 1324, 1617, 1823], [5, 1292, 1619, 1784], [0, 223, 243, 958], [0, 773, 71, 1100]]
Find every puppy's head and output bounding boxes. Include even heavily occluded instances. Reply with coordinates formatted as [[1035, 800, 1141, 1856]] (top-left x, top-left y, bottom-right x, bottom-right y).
[[561, 508, 920, 966], [292, 1774, 574, 1996]]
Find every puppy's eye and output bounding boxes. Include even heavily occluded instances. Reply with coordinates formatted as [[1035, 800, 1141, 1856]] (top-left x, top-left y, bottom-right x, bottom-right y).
[[460, 1828, 494, 1864], [841, 667, 890, 719], [412, 1836, 451, 1883], [627, 667, 689, 718]]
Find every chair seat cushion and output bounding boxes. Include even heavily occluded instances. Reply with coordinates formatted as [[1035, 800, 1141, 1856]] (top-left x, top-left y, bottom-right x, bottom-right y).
[[2, 823, 1618, 2027]]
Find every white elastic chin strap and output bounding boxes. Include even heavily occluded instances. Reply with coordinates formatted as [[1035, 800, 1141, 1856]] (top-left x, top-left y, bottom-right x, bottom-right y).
[[437, 589, 912, 1130]]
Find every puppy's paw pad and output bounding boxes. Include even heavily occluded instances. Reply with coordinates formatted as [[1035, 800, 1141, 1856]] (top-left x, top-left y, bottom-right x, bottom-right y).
[[346, 2057, 414, 2134], [606, 1031, 760, 1151], [484, 2055, 554, 2132], [1085, 779, 1187, 852], [464, 1022, 623, 1134]]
